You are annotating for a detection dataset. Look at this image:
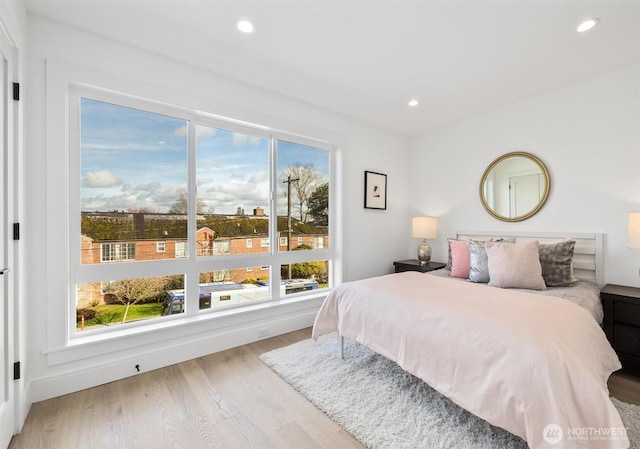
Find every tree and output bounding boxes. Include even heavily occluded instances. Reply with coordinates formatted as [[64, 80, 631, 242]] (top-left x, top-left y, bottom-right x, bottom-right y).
[[283, 163, 324, 222], [281, 243, 328, 283], [168, 192, 211, 214], [103, 277, 166, 324], [200, 270, 231, 283], [307, 183, 328, 226]]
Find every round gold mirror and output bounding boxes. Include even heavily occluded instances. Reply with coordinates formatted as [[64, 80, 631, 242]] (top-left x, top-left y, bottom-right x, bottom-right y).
[[479, 152, 550, 222]]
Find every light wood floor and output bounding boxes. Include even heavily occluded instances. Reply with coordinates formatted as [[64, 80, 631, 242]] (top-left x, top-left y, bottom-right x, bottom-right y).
[[9, 328, 640, 449], [10, 328, 363, 449]]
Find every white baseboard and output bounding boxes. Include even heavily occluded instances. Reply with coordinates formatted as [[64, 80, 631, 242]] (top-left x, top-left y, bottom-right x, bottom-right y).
[[16, 382, 32, 436], [26, 299, 321, 405]]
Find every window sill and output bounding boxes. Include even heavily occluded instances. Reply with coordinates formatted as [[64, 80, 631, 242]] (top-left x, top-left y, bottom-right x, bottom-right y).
[[44, 290, 329, 366]]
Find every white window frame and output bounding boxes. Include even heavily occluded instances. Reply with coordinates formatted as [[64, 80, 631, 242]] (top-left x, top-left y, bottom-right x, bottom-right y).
[[213, 239, 231, 256], [246, 238, 253, 248], [175, 241, 187, 258], [44, 61, 341, 363], [100, 242, 135, 263], [260, 238, 270, 248], [156, 241, 166, 253]]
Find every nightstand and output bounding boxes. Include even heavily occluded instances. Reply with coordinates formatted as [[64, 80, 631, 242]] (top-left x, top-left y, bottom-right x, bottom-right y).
[[601, 284, 640, 372], [393, 259, 446, 273]]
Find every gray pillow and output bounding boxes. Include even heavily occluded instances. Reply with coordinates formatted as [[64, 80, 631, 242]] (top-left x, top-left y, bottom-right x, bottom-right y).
[[538, 240, 577, 287], [468, 240, 490, 283], [468, 238, 515, 283]]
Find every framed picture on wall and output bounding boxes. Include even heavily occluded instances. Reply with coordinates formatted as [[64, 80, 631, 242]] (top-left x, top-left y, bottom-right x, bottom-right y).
[[364, 170, 387, 210]]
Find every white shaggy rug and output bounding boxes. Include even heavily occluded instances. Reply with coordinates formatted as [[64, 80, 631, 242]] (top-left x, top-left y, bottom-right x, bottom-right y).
[[260, 334, 640, 449]]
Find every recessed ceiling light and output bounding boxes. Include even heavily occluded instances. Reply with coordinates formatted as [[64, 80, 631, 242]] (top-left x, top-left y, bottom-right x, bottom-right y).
[[577, 18, 599, 32], [236, 19, 255, 34], [408, 99, 419, 107]]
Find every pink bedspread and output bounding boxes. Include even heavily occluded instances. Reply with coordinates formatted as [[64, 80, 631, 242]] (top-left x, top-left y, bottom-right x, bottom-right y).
[[312, 272, 629, 449]]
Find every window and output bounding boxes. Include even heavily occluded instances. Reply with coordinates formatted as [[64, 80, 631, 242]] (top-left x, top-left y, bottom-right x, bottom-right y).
[[70, 86, 335, 337], [213, 239, 230, 256], [100, 243, 135, 263], [175, 241, 187, 258], [99, 280, 116, 295]]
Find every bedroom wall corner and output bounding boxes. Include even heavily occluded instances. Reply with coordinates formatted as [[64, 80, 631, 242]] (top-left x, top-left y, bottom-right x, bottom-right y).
[[407, 63, 640, 287]]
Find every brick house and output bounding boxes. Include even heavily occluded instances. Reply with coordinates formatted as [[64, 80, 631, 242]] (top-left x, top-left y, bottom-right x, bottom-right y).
[[78, 211, 328, 306]]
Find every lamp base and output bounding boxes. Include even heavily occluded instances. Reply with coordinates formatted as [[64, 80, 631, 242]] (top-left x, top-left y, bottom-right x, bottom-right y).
[[417, 240, 432, 265]]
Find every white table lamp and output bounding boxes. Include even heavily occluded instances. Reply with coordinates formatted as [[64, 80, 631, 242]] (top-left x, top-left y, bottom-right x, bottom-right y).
[[628, 211, 640, 249], [412, 216, 438, 264]]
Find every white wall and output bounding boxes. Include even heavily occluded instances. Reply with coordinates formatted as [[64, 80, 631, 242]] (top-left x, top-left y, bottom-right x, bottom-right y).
[[25, 16, 410, 405], [409, 63, 640, 287]]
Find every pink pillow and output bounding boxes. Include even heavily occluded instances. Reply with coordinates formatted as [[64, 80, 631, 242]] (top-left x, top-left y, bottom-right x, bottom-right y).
[[449, 239, 470, 279], [485, 240, 546, 290]]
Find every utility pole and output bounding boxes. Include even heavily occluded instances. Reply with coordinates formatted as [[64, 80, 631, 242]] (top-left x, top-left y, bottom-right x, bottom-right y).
[[283, 175, 299, 279]]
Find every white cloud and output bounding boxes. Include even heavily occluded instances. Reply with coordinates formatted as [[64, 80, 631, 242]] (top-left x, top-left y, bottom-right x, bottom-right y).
[[198, 126, 218, 137], [81, 182, 187, 213], [173, 124, 219, 139], [232, 132, 263, 146], [82, 170, 122, 188], [197, 171, 270, 214], [81, 176, 273, 215], [173, 125, 188, 137]]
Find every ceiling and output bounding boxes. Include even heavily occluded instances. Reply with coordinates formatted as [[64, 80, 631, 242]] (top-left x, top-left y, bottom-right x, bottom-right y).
[[23, 0, 640, 136]]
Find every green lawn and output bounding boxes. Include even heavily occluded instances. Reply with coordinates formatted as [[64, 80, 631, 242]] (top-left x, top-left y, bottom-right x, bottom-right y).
[[78, 303, 163, 329]]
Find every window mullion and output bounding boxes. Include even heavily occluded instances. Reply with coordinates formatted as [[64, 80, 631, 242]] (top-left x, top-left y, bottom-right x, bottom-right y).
[[329, 144, 340, 288], [68, 88, 82, 340], [186, 119, 198, 315], [269, 136, 280, 300]]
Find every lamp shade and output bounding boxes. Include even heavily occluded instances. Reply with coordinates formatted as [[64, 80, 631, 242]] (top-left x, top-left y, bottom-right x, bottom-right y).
[[628, 211, 640, 249], [412, 216, 438, 239]]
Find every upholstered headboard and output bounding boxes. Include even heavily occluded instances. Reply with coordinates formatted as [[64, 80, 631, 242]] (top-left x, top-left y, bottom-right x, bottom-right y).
[[456, 230, 604, 286]]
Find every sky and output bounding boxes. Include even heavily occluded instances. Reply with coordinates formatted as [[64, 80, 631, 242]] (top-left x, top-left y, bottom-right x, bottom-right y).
[[80, 98, 329, 216]]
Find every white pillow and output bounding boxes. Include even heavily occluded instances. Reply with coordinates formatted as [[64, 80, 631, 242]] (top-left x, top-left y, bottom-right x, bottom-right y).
[[486, 240, 546, 290]]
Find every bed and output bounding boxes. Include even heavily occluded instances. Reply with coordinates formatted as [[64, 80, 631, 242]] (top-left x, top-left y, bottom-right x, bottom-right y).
[[312, 231, 629, 449]]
